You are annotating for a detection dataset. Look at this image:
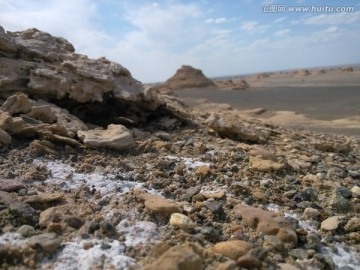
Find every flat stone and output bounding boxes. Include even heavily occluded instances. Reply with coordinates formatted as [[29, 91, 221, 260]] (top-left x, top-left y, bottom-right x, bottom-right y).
[[206, 112, 263, 143], [201, 190, 225, 199], [0, 178, 24, 192], [169, 213, 196, 230], [213, 240, 251, 260], [144, 245, 202, 270], [138, 192, 181, 214], [39, 207, 59, 228], [22, 193, 64, 204], [25, 233, 62, 253], [250, 156, 285, 172], [233, 203, 297, 245], [321, 216, 340, 231], [195, 165, 211, 176], [78, 124, 134, 150]]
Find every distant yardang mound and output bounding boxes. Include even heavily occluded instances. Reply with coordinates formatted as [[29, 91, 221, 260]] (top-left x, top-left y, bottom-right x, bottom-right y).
[[164, 65, 216, 89]]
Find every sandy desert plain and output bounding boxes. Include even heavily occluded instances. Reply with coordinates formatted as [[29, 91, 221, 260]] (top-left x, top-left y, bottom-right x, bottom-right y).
[[174, 66, 360, 138]]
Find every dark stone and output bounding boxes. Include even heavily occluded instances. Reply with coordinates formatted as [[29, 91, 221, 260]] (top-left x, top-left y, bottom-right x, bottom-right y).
[[100, 243, 112, 250], [64, 215, 84, 229], [184, 186, 201, 201], [336, 187, 352, 199], [0, 191, 36, 225], [99, 220, 116, 236], [88, 222, 100, 233], [98, 197, 110, 206], [204, 201, 222, 213]]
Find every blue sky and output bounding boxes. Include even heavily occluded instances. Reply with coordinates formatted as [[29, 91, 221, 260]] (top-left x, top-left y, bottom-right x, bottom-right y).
[[1, 0, 359, 82]]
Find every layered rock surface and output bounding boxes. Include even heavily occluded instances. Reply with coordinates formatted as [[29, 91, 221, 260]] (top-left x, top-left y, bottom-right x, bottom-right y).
[[0, 26, 190, 149]]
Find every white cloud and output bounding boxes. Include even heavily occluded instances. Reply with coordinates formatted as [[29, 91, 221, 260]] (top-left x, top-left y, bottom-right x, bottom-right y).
[[205, 17, 235, 24], [274, 17, 287, 23], [303, 11, 360, 25], [325, 26, 339, 34], [240, 21, 269, 33], [274, 29, 291, 37]]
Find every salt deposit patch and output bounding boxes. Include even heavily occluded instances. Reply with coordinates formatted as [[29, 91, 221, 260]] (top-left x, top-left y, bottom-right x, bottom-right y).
[[33, 159, 142, 195], [117, 219, 160, 247], [40, 239, 139, 270], [0, 232, 24, 246], [165, 155, 211, 170]]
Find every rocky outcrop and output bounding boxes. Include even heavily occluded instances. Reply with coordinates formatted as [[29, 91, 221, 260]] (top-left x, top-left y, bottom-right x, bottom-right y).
[[162, 65, 215, 89], [339, 66, 353, 73], [291, 69, 310, 77], [0, 26, 191, 149], [206, 112, 270, 143], [0, 93, 86, 146], [0, 26, 143, 103], [214, 79, 249, 90]]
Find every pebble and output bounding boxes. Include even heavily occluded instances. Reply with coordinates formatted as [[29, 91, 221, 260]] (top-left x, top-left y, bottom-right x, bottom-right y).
[[195, 165, 211, 176], [213, 240, 251, 260], [321, 216, 340, 231], [329, 190, 350, 212], [278, 263, 302, 270], [26, 233, 62, 253], [351, 186, 360, 198], [0, 190, 36, 224], [204, 200, 223, 213], [336, 186, 352, 199], [99, 220, 116, 236], [64, 215, 84, 229], [348, 232, 360, 242], [169, 213, 196, 230], [39, 207, 58, 228], [237, 254, 260, 268], [201, 190, 225, 199], [216, 261, 238, 270], [17, 225, 36, 237], [289, 248, 308, 260], [263, 235, 284, 250], [344, 217, 360, 232], [144, 245, 202, 270], [302, 207, 320, 220], [138, 192, 182, 214]]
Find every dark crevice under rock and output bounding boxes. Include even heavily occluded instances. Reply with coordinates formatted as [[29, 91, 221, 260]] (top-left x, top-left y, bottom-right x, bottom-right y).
[[49, 95, 187, 130]]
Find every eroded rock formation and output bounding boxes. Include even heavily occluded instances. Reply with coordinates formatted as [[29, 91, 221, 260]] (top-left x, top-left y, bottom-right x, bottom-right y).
[[0, 26, 190, 149]]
